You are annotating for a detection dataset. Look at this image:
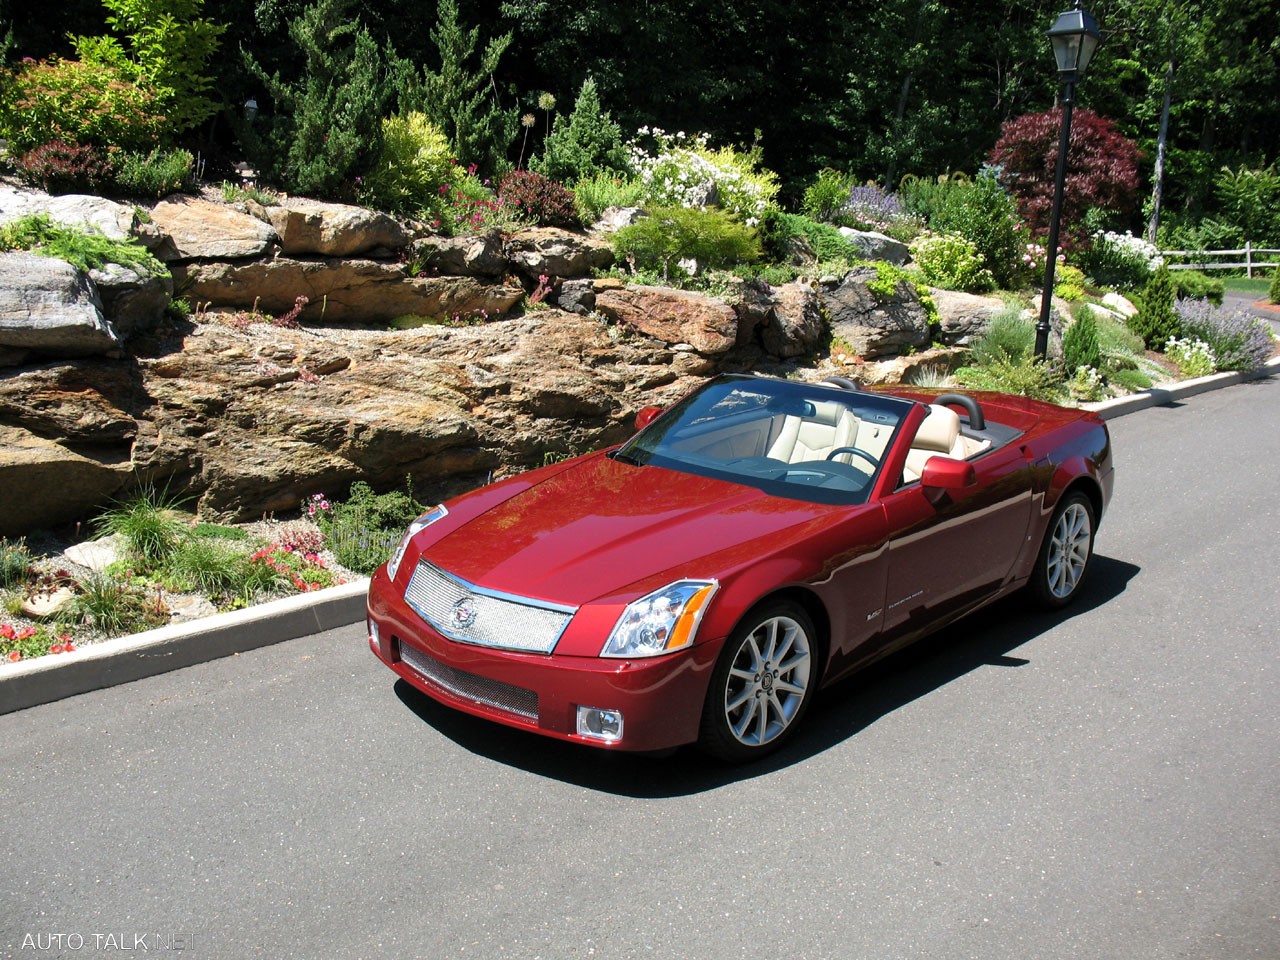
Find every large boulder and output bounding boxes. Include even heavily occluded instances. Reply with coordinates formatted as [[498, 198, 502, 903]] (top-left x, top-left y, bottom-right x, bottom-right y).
[[505, 227, 615, 279], [149, 196, 278, 261], [90, 262, 174, 337], [822, 266, 931, 358], [837, 228, 912, 266], [0, 424, 131, 536], [0, 252, 121, 357], [411, 233, 507, 278], [174, 257, 524, 325], [595, 284, 739, 355], [265, 198, 411, 257], [929, 287, 1007, 345]]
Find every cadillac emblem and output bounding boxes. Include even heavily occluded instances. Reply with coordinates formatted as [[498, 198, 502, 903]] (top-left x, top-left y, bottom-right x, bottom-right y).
[[450, 596, 478, 629]]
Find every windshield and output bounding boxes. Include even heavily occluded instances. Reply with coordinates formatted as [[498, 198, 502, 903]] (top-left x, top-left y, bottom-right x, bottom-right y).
[[615, 376, 915, 505]]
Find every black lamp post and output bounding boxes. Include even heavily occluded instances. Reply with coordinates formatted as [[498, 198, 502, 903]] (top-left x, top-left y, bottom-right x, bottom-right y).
[[1035, 1, 1102, 360]]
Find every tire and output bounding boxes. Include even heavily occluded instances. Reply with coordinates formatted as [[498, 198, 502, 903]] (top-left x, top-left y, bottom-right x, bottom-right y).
[[1029, 491, 1096, 609], [699, 601, 818, 763]]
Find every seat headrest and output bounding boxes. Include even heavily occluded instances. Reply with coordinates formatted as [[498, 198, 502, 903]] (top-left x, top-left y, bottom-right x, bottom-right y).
[[807, 400, 845, 427], [914, 404, 961, 453]]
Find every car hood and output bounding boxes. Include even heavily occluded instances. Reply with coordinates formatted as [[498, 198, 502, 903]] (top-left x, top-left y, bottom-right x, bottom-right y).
[[420, 453, 841, 606]]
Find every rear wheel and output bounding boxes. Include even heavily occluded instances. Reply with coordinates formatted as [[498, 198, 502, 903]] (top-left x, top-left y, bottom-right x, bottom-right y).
[[1030, 491, 1096, 608], [699, 601, 818, 763]]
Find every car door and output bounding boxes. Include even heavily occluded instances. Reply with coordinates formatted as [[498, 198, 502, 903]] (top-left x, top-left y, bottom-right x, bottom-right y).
[[878, 442, 1035, 641]]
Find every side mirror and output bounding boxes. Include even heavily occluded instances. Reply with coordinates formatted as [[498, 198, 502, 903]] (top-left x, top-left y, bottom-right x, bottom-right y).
[[634, 405, 663, 431], [920, 456, 976, 493]]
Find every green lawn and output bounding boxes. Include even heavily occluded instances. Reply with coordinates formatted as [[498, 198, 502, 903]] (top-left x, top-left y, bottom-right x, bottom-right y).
[[1222, 276, 1272, 297]]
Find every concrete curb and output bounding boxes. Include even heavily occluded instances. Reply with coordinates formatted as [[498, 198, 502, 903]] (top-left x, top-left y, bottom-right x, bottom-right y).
[[2, 354, 1276, 715], [0, 579, 369, 715], [1083, 355, 1279, 421]]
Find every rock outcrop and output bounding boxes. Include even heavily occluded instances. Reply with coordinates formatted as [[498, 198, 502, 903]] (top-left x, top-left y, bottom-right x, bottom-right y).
[[0, 183, 1013, 536]]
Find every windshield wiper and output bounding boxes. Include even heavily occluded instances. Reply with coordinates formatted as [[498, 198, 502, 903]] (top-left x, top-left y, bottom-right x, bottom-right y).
[[610, 450, 644, 467]]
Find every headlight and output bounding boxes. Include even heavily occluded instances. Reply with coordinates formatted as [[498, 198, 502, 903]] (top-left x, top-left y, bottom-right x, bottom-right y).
[[385, 505, 448, 581], [601, 579, 718, 658]]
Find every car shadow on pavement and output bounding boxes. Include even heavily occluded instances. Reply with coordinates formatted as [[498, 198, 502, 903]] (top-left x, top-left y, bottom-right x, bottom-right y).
[[393, 553, 1140, 797]]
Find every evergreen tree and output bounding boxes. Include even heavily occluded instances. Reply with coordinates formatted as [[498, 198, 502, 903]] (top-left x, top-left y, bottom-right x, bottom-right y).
[[533, 76, 628, 183], [242, 0, 405, 198], [404, 0, 515, 175], [1130, 265, 1180, 350]]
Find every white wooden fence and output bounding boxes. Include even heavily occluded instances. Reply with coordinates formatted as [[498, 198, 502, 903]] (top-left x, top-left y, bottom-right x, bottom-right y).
[[1160, 242, 1280, 277]]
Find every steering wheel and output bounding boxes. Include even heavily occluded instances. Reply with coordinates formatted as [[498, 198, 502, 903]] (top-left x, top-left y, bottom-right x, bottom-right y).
[[781, 460, 870, 486], [825, 446, 880, 469]]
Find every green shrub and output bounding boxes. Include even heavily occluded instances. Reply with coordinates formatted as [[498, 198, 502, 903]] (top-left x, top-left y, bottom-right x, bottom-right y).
[[758, 210, 859, 266], [161, 538, 257, 597], [1109, 367, 1155, 392], [359, 112, 455, 218], [910, 233, 995, 292], [613, 205, 762, 281], [496, 169, 581, 228], [1063, 309, 1102, 374], [801, 169, 853, 223], [14, 140, 114, 194], [0, 56, 166, 151], [955, 351, 1066, 403], [73, 0, 226, 133], [533, 76, 628, 183], [436, 169, 526, 235], [1079, 230, 1164, 289], [929, 170, 1028, 289], [1171, 269, 1224, 306], [628, 128, 779, 224], [1129, 264, 1180, 350], [1272, 268, 1280, 305], [111, 147, 199, 198], [0, 213, 167, 277], [316, 481, 424, 575], [572, 171, 647, 224]]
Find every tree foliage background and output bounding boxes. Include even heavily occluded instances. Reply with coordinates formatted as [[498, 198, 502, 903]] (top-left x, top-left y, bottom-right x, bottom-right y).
[[2, 0, 1277, 232]]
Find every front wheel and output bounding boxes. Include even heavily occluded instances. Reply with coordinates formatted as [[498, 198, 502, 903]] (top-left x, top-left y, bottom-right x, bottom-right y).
[[699, 601, 818, 763], [1029, 491, 1096, 609]]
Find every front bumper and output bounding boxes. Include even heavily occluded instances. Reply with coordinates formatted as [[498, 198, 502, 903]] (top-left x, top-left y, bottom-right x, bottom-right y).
[[366, 566, 719, 752]]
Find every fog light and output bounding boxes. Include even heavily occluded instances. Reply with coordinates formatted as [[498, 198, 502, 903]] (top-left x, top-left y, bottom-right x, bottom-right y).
[[368, 618, 381, 654], [576, 706, 624, 743]]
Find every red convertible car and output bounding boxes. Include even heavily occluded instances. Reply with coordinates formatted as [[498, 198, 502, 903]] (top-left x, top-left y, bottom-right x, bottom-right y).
[[366, 374, 1113, 762]]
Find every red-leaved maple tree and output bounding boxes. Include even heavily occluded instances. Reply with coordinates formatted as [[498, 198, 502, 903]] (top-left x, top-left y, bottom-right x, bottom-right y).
[[988, 108, 1142, 248]]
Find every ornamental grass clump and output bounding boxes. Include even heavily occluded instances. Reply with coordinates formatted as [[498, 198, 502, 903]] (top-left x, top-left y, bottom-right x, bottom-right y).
[[94, 486, 189, 568], [1174, 298, 1276, 372], [0, 538, 32, 590]]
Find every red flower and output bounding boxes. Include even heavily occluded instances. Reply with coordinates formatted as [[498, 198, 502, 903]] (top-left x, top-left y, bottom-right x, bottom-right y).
[[6, 651, 20, 663]]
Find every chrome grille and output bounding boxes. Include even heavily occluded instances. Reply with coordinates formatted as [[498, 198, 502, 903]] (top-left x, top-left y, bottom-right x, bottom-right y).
[[404, 560, 575, 654], [399, 641, 538, 720]]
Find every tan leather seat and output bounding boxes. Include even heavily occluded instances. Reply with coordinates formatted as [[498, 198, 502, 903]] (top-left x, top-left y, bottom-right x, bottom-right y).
[[903, 404, 965, 482], [767, 401, 860, 464]]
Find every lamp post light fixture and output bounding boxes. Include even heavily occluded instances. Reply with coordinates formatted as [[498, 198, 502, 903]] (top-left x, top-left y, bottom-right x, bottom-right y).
[[244, 98, 259, 124], [1035, 1, 1102, 361]]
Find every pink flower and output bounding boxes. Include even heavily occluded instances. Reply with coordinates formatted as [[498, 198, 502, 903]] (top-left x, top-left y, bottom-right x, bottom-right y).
[[49, 643, 65, 655], [6, 651, 20, 663]]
